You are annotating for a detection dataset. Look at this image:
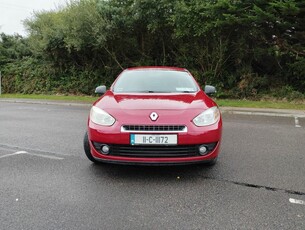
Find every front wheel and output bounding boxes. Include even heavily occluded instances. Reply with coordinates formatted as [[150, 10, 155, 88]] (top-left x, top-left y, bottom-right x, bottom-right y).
[[205, 157, 218, 166], [83, 132, 99, 163]]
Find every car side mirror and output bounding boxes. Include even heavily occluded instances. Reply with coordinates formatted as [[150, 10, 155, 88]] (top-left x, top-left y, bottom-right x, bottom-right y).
[[204, 85, 216, 96], [95, 85, 107, 95]]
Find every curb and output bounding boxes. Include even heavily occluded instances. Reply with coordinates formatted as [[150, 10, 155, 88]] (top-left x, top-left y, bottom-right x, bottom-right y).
[[221, 107, 305, 118], [1, 98, 304, 117], [0, 98, 92, 107]]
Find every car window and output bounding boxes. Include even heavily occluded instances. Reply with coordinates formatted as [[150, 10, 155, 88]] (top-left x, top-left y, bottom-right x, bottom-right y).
[[113, 70, 199, 93]]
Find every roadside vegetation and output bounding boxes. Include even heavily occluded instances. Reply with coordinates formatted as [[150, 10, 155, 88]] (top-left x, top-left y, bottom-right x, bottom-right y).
[[1, 93, 305, 110], [0, 0, 304, 103], [0, 93, 97, 103]]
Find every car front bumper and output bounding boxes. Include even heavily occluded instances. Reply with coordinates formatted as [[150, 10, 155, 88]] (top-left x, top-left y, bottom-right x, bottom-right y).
[[88, 120, 222, 165]]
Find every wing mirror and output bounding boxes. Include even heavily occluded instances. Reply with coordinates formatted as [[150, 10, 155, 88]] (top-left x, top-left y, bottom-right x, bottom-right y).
[[204, 85, 216, 96], [95, 85, 107, 95]]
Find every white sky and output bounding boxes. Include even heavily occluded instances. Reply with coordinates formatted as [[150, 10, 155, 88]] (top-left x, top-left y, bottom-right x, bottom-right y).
[[0, 0, 67, 36]]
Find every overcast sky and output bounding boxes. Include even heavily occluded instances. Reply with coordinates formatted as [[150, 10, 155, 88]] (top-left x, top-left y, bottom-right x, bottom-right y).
[[0, 0, 67, 36]]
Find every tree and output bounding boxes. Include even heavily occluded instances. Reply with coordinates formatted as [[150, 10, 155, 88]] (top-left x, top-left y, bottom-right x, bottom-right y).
[[1, 0, 304, 96]]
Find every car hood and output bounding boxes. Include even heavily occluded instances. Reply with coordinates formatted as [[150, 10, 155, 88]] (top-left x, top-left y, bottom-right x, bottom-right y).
[[92, 91, 217, 125], [94, 91, 215, 111]]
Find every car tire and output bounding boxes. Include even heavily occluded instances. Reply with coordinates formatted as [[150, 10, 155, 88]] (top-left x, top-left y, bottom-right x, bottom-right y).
[[84, 132, 99, 163], [205, 157, 218, 166]]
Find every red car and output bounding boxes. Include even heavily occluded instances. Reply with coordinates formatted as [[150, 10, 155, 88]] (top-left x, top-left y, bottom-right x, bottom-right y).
[[84, 67, 222, 165]]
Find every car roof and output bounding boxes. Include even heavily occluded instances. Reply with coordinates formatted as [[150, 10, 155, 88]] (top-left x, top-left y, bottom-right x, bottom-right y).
[[126, 66, 188, 72]]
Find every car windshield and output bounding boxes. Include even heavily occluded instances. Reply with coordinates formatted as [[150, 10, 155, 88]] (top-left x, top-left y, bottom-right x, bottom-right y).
[[113, 70, 199, 93]]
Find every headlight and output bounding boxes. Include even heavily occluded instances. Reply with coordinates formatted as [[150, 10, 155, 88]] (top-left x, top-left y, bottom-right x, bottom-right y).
[[193, 106, 220, 127], [90, 106, 116, 126]]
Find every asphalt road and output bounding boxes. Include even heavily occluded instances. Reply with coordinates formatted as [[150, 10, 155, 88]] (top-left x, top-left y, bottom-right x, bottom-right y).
[[0, 100, 304, 230]]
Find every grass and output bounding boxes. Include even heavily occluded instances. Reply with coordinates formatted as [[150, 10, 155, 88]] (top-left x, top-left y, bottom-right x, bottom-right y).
[[216, 99, 305, 110], [0, 94, 98, 103], [1, 94, 305, 110]]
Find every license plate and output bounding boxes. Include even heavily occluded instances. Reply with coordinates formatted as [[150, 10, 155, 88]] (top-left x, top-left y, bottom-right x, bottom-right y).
[[130, 134, 177, 145]]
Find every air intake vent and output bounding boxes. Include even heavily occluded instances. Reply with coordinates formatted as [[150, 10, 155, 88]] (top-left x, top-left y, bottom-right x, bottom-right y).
[[121, 125, 187, 133]]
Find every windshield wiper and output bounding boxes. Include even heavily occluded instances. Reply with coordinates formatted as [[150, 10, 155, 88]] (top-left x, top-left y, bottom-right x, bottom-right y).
[[139, 90, 196, 93], [137, 90, 171, 93], [179, 91, 196, 93]]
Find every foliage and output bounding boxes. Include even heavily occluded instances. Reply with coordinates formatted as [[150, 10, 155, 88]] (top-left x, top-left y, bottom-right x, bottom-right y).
[[0, 0, 304, 98], [0, 33, 31, 65]]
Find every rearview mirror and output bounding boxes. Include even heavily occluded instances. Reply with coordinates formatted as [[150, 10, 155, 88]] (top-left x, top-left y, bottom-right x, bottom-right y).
[[204, 85, 216, 96], [95, 85, 107, 95]]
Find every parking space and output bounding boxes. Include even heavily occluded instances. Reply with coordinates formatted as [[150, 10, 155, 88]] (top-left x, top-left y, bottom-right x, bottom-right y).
[[1, 101, 305, 229]]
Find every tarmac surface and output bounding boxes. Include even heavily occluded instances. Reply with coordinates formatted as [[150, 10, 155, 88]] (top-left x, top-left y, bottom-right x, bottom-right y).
[[0, 99, 304, 229]]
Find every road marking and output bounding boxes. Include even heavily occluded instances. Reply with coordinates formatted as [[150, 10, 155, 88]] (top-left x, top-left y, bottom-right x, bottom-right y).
[[295, 117, 302, 128], [26, 152, 64, 160], [0, 151, 27, 159], [0, 151, 64, 160], [289, 198, 305, 205]]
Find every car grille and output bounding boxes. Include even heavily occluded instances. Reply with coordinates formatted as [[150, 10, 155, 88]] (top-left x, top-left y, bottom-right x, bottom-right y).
[[110, 145, 198, 157], [121, 125, 187, 132], [93, 142, 217, 158]]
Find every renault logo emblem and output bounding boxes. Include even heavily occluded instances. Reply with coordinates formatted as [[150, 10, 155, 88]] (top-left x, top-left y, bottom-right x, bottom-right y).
[[150, 112, 158, 121]]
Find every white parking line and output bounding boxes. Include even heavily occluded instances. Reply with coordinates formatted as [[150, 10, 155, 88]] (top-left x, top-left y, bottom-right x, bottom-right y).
[[294, 117, 302, 128], [26, 152, 64, 160], [0, 151, 64, 160], [289, 198, 305, 205], [0, 151, 27, 159]]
